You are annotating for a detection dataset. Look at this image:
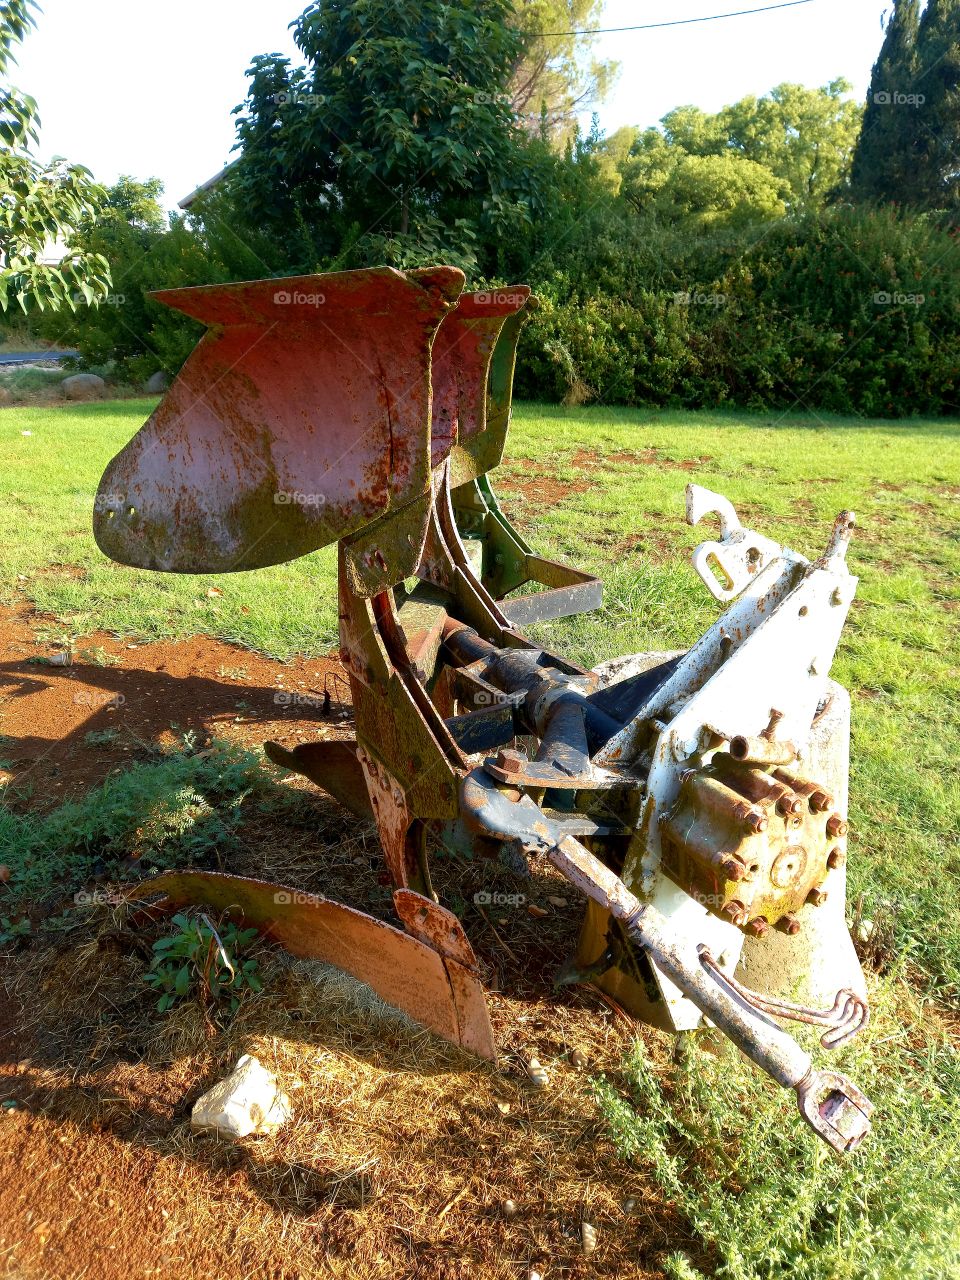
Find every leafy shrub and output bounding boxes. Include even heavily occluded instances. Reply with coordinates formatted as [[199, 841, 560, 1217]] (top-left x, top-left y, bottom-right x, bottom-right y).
[[516, 206, 960, 417], [145, 910, 263, 1014], [594, 981, 960, 1278], [0, 739, 274, 906]]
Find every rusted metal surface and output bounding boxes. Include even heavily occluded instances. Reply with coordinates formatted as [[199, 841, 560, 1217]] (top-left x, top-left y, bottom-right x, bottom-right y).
[[264, 740, 372, 819], [142, 871, 496, 1060], [94, 268, 467, 574], [96, 265, 875, 1153]]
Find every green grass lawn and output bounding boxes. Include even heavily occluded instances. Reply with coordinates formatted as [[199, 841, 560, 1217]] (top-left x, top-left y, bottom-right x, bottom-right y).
[[2, 397, 960, 1277]]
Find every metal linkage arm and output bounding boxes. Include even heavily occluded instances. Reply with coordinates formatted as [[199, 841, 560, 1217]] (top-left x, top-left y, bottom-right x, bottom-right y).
[[546, 835, 873, 1156]]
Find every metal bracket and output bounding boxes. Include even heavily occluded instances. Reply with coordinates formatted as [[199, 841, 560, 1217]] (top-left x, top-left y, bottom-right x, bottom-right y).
[[686, 483, 787, 603]]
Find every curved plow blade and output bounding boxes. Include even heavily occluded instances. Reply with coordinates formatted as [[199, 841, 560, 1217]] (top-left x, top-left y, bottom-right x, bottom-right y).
[[140, 870, 496, 1061], [94, 267, 464, 573]]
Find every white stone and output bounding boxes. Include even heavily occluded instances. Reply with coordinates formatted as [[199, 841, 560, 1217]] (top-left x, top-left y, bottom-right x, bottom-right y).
[[62, 372, 105, 400], [190, 1054, 292, 1139], [854, 919, 875, 944]]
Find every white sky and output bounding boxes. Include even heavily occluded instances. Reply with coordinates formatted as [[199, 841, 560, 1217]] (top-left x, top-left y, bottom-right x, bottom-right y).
[[14, 0, 891, 211]]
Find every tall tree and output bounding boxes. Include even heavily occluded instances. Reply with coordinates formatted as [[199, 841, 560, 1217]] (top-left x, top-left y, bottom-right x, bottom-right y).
[[660, 81, 862, 211], [224, 0, 539, 274], [850, 0, 960, 207], [507, 0, 618, 142], [0, 0, 110, 311], [910, 0, 960, 205]]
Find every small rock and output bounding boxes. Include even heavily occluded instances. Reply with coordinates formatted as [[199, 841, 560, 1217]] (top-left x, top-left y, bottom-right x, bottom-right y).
[[547, 895, 567, 908], [190, 1054, 292, 1139], [145, 370, 171, 394], [527, 904, 549, 919], [0, 864, 10, 880], [529, 1271, 543, 1280], [621, 1196, 638, 1215], [62, 372, 105, 400], [525, 1057, 549, 1088], [570, 1048, 588, 1071], [502, 1198, 518, 1219], [581, 1221, 598, 1256], [854, 919, 875, 944], [495, 1100, 511, 1115]]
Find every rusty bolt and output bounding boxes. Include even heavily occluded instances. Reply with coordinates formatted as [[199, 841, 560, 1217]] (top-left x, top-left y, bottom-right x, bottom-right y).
[[742, 807, 768, 834], [826, 813, 848, 838], [775, 913, 801, 935], [721, 900, 749, 928], [776, 794, 803, 818], [827, 847, 847, 870], [720, 856, 747, 882], [806, 887, 829, 907], [761, 708, 785, 740], [808, 789, 832, 814], [495, 749, 525, 776], [746, 916, 770, 938]]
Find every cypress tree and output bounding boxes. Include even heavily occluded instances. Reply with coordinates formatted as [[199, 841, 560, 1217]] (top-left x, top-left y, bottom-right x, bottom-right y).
[[911, 0, 960, 206], [850, 0, 960, 208], [849, 0, 921, 203]]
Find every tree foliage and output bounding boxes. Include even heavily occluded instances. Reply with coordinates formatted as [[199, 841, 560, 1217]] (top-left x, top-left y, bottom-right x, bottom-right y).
[[507, 0, 618, 141], [850, 0, 960, 208], [652, 81, 862, 211], [223, 0, 543, 274], [38, 176, 218, 379], [0, 0, 110, 311]]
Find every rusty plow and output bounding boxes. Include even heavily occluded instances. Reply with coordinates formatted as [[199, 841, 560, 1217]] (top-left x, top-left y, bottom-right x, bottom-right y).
[[96, 266, 874, 1154]]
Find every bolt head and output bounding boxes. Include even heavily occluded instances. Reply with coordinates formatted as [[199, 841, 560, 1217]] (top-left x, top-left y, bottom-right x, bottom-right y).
[[826, 813, 848, 838], [827, 847, 847, 870], [722, 900, 749, 927], [746, 916, 769, 938]]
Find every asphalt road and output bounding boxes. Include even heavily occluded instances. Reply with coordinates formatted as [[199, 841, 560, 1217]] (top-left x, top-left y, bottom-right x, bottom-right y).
[[0, 350, 79, 365]]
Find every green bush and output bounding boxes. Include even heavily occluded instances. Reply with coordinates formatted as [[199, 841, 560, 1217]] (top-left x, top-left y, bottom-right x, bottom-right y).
[[595, 982, 960, 1278], [0, 739, 273, 907], [516, 207, 960, 417]]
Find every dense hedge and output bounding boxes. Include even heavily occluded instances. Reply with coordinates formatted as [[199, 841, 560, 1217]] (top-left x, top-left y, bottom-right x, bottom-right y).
[[514, 207, 960, 417]]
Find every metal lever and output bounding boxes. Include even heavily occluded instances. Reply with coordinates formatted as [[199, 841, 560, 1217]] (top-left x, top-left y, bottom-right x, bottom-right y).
[[698, 947, 869, 1050], [546, 834, 873, 1155]]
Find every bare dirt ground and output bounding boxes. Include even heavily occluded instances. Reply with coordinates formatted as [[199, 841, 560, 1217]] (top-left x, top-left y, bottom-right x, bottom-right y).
[[0, 601, 694, 1280]]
